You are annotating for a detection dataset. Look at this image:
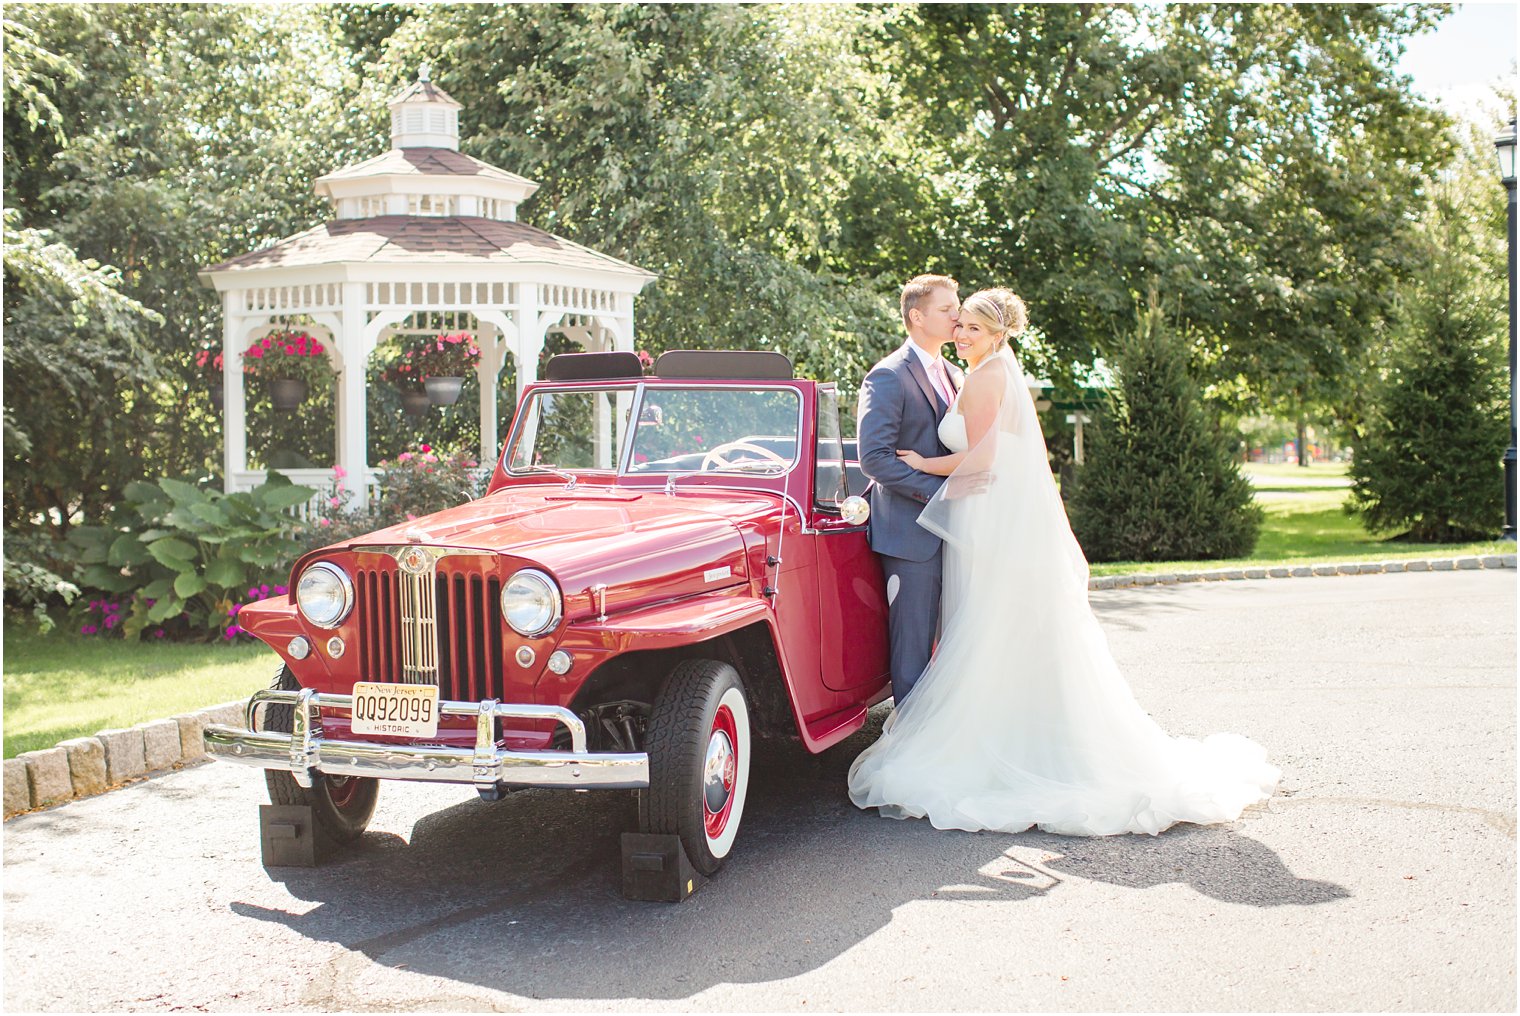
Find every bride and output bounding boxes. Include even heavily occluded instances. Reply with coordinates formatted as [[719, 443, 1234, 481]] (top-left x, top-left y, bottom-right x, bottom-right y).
[[847, 288, 1279, 836]]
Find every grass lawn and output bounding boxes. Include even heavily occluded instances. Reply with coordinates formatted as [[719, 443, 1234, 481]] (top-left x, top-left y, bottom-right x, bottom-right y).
[[3, 460, 1510, 758], [1087, 462, 1512, 576], [2, 625, 274, 758]]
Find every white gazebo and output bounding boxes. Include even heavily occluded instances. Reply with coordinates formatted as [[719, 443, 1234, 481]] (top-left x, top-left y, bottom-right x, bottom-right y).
[[199, 67, 655, 506]]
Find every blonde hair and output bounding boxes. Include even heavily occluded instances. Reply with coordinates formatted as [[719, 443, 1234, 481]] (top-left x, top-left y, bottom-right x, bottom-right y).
[[960, 288, 1028, 346], [900, 274, 958, 329]]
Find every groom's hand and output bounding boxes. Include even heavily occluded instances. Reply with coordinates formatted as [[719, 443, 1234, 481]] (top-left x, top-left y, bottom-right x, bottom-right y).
[[857, 367, 945, 504], [946, 470, 993, 498]]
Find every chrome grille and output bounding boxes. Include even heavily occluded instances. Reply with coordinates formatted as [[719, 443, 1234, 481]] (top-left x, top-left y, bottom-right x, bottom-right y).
[[399, 563, 438, 684], [356, 548, 505, 702]]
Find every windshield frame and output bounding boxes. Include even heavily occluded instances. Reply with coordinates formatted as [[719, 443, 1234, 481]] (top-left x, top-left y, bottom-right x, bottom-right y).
[[501, 380, 807, 482]]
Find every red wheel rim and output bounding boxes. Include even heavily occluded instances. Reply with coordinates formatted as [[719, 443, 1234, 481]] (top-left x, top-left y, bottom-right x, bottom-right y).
[[703, 705, 739, 840], [325, 775, 360, 809]]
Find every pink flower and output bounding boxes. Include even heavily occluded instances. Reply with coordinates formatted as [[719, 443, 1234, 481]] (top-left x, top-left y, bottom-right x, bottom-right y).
[[420, 443, 431, 453], [284, 345, 296, 355], [247, 347, 264, 359], [263, 337, 274, 349], [247, 587, 259, 598], [333, 465, 347, 478], [260, 584, 270, 595], [318, 518, 331, 527], [398, 452, 412, 463], [154, 629, 165, 638], [328, 496, 340, 507], [313, 343, 324, 354]]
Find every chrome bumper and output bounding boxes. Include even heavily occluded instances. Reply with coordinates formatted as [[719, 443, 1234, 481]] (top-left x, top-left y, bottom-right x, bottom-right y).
[[203, 687, 648, 796]]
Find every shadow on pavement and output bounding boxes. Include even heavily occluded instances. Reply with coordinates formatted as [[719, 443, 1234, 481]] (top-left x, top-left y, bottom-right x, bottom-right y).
[[227, 712, 1345, 1001]]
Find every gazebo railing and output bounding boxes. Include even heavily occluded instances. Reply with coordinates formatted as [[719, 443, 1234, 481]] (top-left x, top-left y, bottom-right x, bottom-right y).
[[230, 466, 494, 522]]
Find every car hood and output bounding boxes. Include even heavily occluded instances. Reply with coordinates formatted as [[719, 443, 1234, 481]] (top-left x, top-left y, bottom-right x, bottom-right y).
[[340, 484, 781, 611]]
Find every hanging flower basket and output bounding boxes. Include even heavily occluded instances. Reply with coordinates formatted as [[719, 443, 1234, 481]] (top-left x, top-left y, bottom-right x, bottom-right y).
[[383, 331, 479, 407], [268, 378, 309, 411], [242, 330, 331, 411], [424, 376, 465, 406], [400, 390, 432, 416]]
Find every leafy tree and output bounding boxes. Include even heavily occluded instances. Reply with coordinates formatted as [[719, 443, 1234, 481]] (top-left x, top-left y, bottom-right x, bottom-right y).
[[1346, 149, 1508, 541], [2, 210, 161, 528], [2, 4, 370, 526], [386, 3, 902, 390], [1067, 302, 1262, 562], [857, 3, 1453, 407]]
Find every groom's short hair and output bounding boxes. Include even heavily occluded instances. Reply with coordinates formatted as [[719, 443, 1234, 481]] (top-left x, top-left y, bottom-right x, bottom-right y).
[[901, 274, 959, 329]]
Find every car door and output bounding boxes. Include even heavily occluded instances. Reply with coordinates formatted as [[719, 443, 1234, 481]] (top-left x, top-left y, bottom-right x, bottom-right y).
[[808, 386, 890, 693]]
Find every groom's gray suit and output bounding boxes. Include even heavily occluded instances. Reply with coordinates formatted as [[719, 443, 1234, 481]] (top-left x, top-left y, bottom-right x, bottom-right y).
[[857, 342, 963, 703]]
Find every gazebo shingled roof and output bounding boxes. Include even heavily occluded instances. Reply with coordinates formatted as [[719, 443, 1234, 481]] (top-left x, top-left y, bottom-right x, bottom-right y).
[[314, 147, 538, 187], [206, 216, 649, 276]]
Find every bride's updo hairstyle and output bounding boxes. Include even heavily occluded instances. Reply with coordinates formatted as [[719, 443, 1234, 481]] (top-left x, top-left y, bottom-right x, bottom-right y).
[[960, 288, 1028, 349]]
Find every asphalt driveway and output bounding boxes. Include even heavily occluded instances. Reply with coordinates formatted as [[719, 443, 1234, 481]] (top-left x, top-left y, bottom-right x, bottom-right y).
[[3, 569, 1513, 1011]]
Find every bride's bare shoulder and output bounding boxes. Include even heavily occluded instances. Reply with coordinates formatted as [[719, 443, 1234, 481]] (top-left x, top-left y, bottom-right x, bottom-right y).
[[960, 359, 1009, 406]]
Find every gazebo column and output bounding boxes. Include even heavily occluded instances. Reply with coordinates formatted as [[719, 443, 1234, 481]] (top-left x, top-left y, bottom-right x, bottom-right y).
[[336, 283, 370, 508], [221, 294, 248, 492], [472, 309, 516, 468], [516, 284, 547, 390]]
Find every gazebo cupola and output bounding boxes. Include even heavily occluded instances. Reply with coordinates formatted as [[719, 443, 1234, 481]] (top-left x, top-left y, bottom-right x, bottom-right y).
[[389, 64, 461, 149], [200, 65, 656, 510], [314, 66, 537, 223]]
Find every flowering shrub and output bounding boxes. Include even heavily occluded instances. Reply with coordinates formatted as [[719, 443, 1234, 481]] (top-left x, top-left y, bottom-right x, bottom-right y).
[[76, 596, 168, 639], [224, 583, 289, 640], [242, 330, 331, 386], [373, 444, 483, 527], [383, 331, 480, 389], [68, 473, 315, 641], [194, 347, 224, 384]]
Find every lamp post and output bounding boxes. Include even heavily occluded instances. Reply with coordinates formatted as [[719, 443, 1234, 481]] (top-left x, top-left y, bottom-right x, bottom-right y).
[[1497, 118, 1516, 540]]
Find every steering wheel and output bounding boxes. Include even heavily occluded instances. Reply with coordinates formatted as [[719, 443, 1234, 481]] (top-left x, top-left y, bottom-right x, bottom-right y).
[[700, 439, 788, 472]]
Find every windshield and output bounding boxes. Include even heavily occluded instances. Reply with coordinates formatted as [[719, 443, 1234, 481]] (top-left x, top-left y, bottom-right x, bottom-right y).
[[506, 384, 801, 477]]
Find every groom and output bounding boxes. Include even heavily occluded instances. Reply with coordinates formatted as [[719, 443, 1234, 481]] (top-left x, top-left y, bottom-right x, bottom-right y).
[[857, 274, 963, 704]]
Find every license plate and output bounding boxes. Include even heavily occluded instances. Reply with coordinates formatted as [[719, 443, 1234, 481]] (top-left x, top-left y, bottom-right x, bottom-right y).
[[350, 682, 440, 738]]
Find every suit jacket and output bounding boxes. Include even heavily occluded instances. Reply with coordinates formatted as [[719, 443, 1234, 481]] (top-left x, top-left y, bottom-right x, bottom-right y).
[[856, 342, 964, 561]]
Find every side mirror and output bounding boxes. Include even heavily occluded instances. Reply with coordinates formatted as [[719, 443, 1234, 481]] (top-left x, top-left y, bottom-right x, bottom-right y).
[[839, 495, 870, 526]]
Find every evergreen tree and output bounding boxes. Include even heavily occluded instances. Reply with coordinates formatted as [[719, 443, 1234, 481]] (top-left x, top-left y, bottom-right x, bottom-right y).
[[1347, 179, 1507, 542], [1067, 306, 1262, 562]]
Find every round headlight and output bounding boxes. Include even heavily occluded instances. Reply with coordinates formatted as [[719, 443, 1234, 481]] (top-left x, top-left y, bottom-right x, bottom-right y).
[[501, 568, 562, 636], [296, 562, 353, 629]]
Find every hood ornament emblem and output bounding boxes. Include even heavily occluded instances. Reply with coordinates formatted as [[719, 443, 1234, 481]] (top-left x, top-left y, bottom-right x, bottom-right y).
[[404, 527, 428, 544], [398, 546, 432, 575]]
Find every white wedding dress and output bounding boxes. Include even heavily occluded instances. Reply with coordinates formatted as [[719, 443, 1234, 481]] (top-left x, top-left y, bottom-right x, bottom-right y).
[[848, 347, 1279, 836]]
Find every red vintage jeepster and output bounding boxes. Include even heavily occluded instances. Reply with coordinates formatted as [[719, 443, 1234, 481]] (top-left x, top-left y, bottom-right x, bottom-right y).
[[205, 350, 889, 874]]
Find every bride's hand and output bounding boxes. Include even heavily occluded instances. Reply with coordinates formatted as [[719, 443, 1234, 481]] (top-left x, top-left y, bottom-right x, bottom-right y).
[[896, 449, 925, 471]]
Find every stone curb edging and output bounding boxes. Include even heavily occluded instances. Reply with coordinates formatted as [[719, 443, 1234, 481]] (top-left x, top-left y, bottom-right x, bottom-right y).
[[1087, 553, 1515, 590], [5, 552, 1515, 819], [3, 699, 246, 820]]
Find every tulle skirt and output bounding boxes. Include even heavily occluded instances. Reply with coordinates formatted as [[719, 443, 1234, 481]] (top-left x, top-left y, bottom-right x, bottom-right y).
[[847, 441, 1279, 837]]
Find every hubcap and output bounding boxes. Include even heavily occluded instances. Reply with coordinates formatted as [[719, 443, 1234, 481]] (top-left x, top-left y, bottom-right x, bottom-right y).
[[703, 706, 738, 837], [325, 774, 360, 809]]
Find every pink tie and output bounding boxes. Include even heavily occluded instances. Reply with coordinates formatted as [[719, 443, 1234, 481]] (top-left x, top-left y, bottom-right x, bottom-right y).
[[930, 358, 954, 405]]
